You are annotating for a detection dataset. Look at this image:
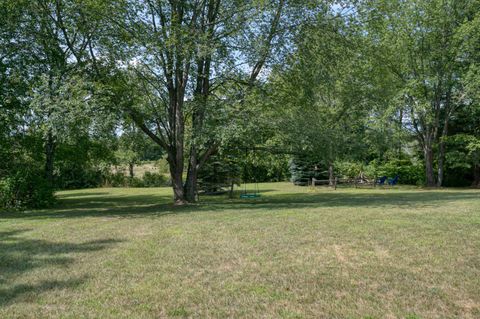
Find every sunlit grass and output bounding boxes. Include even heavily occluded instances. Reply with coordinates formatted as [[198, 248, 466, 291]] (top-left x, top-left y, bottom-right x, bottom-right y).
[[1, 183, 479, 318]]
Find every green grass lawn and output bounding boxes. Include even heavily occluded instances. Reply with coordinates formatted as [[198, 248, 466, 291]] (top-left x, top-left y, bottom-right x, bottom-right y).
[[1, 183, 479, 318]]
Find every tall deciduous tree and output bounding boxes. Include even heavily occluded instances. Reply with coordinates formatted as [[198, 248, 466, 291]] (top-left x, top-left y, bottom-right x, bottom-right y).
[[357, 0, 479, 186], [6, 0, 105, 184], [96, 0, 316, 204], [266, 9, 392, 179]]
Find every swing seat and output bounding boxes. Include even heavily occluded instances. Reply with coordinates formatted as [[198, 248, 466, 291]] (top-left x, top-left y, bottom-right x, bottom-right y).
[[240, 193, 261, 199]]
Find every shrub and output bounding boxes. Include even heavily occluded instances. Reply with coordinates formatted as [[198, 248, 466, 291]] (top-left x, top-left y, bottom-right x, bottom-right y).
[[0, 169, 55, 209], [103, 171, 167, 188], [104, 172, 128, 187], [334, 161, 364, 179], [375, 159, 424, 185], [141, 172, 167, 187], [56, 164, 104, 189], [129, 177, 145, 187], [334, 159, 425, 185]]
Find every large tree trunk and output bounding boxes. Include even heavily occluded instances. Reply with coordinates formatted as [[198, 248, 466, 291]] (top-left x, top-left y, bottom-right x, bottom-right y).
[[437, 137, 446, 187], [328, 163, 334, 186], [184, 146, 198, 202], [185, 144, 218, 202], [473, 152, 480, 188], [398, 108, 403, 157], [424, 142, 436, 187], [473, 165, 480, 188], [474, 164, 480, 187], [437, 101, 450, 187], [44, 130, 56, 185], [128, 162, 134, 178], [172, 101, 186, 205], [168, 152, 186, 205], [184, 51, 213, 202], [168, 87, 187, 204]]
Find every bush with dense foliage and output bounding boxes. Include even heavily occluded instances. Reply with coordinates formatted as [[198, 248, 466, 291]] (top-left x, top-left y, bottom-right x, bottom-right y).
[[55, 164, 105, 189], [375, 160, 425, 186], [334, 161, 364, 180], [241, 152, 290, 183], [141, 172, 168, 187], [0, 168, 55, 209], [104, 172, 130, 187], [103, 171, 168, 188], [335, 159, 425, 185]]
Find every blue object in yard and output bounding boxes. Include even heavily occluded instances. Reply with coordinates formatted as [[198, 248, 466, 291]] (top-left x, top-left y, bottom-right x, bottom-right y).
[[388, 175, 399, 186], [377, 176, 387, 185], [240, 193, 261, 199]]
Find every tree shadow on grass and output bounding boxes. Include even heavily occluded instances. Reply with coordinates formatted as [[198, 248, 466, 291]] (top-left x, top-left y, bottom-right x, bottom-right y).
[[0, 229, 122, 306], [0, 278, 87, 307], [1, 188, 479, 221], [57, 191, 111, 198], [195, 190, 480, 214]]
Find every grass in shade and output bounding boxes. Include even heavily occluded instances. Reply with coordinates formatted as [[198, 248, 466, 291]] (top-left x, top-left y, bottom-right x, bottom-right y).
[[0, 183, 479, 318]]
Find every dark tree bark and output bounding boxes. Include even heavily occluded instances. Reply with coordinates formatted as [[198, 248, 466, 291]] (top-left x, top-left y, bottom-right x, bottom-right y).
[[409, 98, 437, 187], [185, 147, 198, 202], [474, 165, 480, 187], [424, 142, 436, 187], [44, 130, 56, 185], [436, 90, 452, 187], [128, 162, 134, 178], [436, 121, 448, 187], [184, 53, 211, 202], [168, 152, 186, 205], [473, 153, 480, 188], [398, 108, 403, 157]]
